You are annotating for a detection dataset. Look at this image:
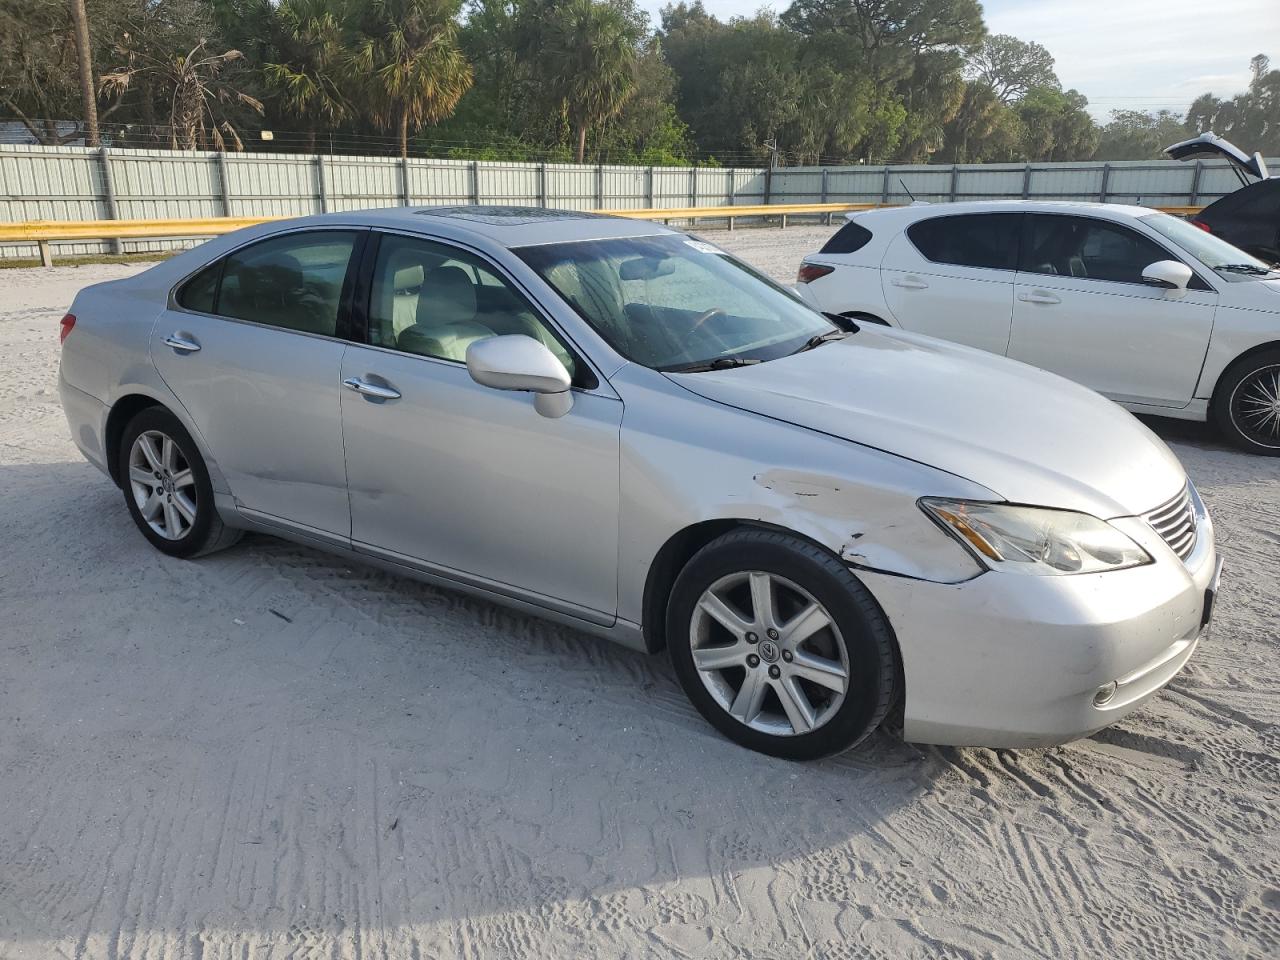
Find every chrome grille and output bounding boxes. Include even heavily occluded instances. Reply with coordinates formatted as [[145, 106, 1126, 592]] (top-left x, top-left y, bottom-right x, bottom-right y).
[[1143, 484, 1197, 561]]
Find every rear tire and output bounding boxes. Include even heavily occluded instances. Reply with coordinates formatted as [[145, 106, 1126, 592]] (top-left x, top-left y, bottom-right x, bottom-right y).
[[666, 529, 897, 760], [1212, 349, 1280, 456], [117, 406, 241, 557]]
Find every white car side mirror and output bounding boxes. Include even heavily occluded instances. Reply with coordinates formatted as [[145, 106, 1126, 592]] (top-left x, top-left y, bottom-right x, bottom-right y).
[[1142, 260, 1193, 291], [466, 334, 574, 418]]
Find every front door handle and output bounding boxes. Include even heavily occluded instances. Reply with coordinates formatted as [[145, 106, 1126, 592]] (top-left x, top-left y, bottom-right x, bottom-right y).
[[342, 376, 401, 401], [1018, 291, 1061, 305], [891, 276, 929, 289], [164, 333, 201, 353]]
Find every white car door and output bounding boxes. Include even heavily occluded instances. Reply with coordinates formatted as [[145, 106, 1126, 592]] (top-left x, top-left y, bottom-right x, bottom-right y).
[[1008, 214, 1218, 408], [880, 212, 1022, 355], [339, 231, 622, 622]]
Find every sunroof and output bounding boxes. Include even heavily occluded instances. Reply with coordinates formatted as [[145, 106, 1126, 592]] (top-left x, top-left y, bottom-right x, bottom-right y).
[[413, 206, 606, 226]]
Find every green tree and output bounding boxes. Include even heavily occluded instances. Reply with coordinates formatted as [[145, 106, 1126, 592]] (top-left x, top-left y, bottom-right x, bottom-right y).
[[1016, 85, 1098, 161], [347, 0, 473, 158], [524, 0, 642, 162], [264, 0, 352, 148], [1184, 54, 1280, 157], [1094, 109, 1187, 160], [968, 34, 1057, 104]]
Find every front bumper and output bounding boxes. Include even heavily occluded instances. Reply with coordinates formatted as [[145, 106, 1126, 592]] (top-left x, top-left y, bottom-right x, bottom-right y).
[[861, 505, 1219, 748]]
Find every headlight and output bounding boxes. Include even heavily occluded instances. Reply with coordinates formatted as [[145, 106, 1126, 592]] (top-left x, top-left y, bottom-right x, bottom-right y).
[[919, 499, 1152, 575]]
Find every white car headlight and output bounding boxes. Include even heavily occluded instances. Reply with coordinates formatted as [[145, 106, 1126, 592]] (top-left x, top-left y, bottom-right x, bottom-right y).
[[920, 499, 1153, 575]]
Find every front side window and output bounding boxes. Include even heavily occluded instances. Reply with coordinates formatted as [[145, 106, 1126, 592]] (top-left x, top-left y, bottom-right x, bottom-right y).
[[1140, 212, 1277, 282], [907, 213, 1021, 270], [367, 233, 577, 377], [208, 231, 359, 336], [1021, 216, 1175, 285], [515, 233, 834, 371]]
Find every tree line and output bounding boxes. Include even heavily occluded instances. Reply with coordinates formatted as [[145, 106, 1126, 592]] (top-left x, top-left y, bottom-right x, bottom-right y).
[[1, 0, 1277, 166]]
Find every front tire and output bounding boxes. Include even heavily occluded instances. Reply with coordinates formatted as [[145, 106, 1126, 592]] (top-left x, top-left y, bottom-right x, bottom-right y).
[[1213, 349, 1280, 456], [117, 406, 241, 557], [666, 529, 897, 760]]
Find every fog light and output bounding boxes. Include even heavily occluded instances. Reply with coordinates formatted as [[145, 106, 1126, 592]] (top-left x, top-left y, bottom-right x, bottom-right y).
[[1093, 681, 1118, 707]]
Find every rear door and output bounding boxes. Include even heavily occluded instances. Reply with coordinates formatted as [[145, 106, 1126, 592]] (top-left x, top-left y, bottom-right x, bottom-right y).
[[881, 212, 1022, 355], [1008, 214, 1217, 407], [152, 228, 363, 538]]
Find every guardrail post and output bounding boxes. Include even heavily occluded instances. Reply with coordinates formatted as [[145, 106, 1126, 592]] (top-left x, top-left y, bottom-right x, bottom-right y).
[[98, 146, 122, 254], [470, 160, 481, 204], [1190, 160, 1203, 205], [881, 165, 891, 205], [1021, 163, 1032, 199], [1099, 162, 1111, 203], [38, 239, 53, 268], [315, 155, 328, 213], [401, 157, 412, 205], [217, 152, 234, 217], [538, 162, 548, 208], [727, 168, 735, 231]]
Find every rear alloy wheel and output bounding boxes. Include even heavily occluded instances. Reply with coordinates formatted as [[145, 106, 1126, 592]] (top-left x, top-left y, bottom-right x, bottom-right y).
[[667, 529, 897, 760], [118, 407, 241, 557], [1214, 349, 1280, 455]]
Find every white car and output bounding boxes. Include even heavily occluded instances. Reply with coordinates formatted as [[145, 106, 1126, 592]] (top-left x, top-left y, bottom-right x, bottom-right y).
[[797, 201, 1280, 454]]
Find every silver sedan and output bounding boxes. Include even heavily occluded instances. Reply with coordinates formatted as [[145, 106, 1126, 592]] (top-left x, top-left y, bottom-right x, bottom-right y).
[[58, 206, 1222, 759]]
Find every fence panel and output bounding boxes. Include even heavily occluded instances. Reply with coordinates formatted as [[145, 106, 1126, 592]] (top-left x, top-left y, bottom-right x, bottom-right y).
[[2, 144, 1277, 259]]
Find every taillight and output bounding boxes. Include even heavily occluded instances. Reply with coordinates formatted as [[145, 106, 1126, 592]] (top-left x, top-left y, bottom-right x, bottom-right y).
[[1192, 220, 1211, 233], [797, 262, 834, 284], [59, 314, 76, 343]]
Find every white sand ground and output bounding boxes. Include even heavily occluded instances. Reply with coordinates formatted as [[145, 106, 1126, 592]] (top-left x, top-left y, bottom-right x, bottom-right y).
[[1, 227, 1277, 959]]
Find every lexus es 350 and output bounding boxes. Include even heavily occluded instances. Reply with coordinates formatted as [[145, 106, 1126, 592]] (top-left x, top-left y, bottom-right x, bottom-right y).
[[59, 206, 1221, 759]]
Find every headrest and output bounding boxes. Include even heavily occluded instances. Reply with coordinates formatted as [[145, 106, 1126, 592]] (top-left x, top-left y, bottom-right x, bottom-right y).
[[386, 249, 425, 293], [423, 265, 477, 325]]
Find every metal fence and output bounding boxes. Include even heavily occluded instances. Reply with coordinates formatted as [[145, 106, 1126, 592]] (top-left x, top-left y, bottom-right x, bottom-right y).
[[1, 144, 1273, 259]]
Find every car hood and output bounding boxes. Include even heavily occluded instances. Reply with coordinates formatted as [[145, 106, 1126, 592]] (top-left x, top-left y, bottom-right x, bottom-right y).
[[668, 327, 1187, 518]]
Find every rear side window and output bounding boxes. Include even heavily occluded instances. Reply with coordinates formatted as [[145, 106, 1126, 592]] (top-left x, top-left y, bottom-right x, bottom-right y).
[[907, 213, 1021, 270], [177, 262, 219, 313], [176, 230, 360, 337], [821, 221, 873, 254]]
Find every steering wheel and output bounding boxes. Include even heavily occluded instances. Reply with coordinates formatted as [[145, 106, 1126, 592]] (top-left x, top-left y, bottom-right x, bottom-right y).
[[688, 307, 726, 339]]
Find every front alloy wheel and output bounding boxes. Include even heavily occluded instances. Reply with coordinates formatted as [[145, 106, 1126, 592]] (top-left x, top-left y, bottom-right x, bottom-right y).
[[667, 529, 898, 760], [690, 571, 849, 736]]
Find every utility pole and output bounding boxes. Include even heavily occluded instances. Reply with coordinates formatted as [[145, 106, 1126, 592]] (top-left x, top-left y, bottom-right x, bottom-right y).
[[69, 0, 100, 146]]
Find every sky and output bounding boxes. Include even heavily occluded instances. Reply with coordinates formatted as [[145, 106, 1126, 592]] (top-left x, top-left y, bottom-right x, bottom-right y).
[[638, 0, 1280, 121]]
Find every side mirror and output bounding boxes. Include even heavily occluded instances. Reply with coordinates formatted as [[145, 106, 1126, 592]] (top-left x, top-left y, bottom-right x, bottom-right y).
[[466, 334, 574, 418], [1142, 260, 1193, 291]]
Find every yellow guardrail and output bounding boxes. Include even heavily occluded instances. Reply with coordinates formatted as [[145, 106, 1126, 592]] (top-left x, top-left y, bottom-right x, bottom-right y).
[[0, 202, 1206, 266]]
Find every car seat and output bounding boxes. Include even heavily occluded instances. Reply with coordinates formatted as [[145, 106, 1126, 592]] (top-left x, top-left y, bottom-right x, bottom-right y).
[[397, 265, 495, 361]]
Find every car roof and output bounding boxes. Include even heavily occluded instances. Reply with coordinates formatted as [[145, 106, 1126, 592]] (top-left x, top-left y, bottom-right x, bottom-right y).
[[282, 204, 676, 248], [846, 199, 1159, 224]]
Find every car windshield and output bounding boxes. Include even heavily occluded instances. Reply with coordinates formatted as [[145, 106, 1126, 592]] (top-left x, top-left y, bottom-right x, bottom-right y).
[[514, 233, 836, 371], [1139, 212, 1278, 279]]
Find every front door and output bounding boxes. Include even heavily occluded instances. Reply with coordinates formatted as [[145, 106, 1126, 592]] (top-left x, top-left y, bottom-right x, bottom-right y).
[[152, 228, 363, 537], [1008, 214, 1218, 407], [880, 212, 1022, 355], [340, 231, 622, 620]]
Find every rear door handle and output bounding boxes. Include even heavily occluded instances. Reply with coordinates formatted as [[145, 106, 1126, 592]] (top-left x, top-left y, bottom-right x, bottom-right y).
[[342, 377, 401, 401], [164, 333, 201, 353], [891, 276, 929, 289], [1018, 291, 1061, 305]]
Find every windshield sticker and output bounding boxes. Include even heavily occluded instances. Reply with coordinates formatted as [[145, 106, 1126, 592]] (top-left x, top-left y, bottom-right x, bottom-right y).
[[684, 239, 725, 255]]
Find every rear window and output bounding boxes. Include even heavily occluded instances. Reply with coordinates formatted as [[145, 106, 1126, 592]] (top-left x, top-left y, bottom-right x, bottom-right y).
[[907, 213, 1021, 271], [820, 221, 873, 254]]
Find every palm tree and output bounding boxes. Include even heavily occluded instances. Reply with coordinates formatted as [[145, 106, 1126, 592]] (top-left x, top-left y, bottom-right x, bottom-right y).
[[67, 0, 100, 146], [100, 39, 264, 150], [347, 0, 472, 159], [264, 0, 351, 150], [539, 0, 639, 162]]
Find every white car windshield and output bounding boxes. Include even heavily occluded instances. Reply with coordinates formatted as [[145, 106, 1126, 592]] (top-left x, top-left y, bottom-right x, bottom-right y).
[[515, 233, 838, 371], [1140, 212, 1278, 279]]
